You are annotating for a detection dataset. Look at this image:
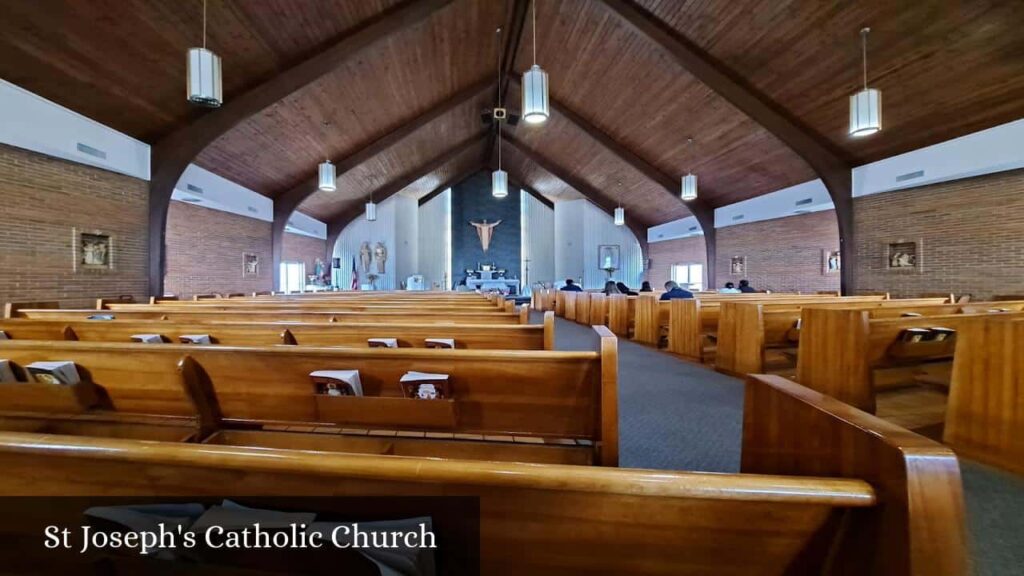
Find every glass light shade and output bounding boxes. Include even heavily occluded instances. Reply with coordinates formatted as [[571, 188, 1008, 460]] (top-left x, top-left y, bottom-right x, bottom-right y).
[[522, 64, 549, 124], [614, 207, 625, 226], [187, 47, 223, 107], [365, 201, 377, 222], [849, 88, 882, 137], [492, 169, 508, 198], [318, 161, 336, 192], [681, 173, 698, 201]]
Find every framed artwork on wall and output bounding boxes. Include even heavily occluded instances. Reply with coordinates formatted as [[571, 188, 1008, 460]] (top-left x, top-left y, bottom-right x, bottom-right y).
[[885, 240, 922, 272], [729, 255, 746, 276], [243, 252, 260, 277], [822, 249, 841, 275], [73, 228, 114, 273], [598, 245, 621, 271]]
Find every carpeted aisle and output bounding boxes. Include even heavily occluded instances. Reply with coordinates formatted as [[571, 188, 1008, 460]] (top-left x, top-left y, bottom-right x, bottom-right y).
[[537, 312, 1024, 576]]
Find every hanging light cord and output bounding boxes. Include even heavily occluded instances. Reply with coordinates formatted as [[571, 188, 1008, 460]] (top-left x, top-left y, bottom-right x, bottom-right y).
[[532, 0, 537, 65], [202, 0, 207, 49], [861, 27, 869, 91], [496, 27, 503, 170]]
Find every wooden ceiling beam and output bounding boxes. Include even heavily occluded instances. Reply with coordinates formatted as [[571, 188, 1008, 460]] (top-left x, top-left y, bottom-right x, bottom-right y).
[[483, 0, 530, 166], [148, 0, 456, 296], [272, 77, 493, 287], [325, 132, 488, 248], [502, 132, 650, 263], [598, 0, 855, 293], [509, 73, 716, 284]]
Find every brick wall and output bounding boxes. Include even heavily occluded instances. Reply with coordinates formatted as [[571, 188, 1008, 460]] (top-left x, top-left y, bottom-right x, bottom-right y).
[[282, 232, 327, 280], [716, 210, 841, 294], [853, 168, 1024, 300], [647, 236, 707, 289], [164, 201, 272, 298], [0, 143, 149, 308]]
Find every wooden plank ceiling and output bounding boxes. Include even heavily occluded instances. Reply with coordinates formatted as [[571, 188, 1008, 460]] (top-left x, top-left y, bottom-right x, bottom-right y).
[[1, 0, 1022, 229]]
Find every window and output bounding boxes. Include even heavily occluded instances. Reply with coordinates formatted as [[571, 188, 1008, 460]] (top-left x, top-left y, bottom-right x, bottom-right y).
[[670, 263, 703, 292], [279, 261, 306, 293]]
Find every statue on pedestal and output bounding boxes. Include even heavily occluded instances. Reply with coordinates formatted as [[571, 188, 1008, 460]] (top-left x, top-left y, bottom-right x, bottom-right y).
[[374, 242, 387, 274], [359, 242, 372, 273]]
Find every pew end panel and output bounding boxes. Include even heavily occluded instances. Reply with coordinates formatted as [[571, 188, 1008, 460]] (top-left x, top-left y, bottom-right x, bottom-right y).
[[594, 325, 618, 467], [743, 374, 967, 576], [944, 317, 1024, 475], [796, 308, 874, 412], [542, 311, 554, 350], [667, 297, 704, 361]]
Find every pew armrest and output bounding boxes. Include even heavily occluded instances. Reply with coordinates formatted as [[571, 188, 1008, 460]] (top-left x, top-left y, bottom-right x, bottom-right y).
[[742, 374, 967, 576]]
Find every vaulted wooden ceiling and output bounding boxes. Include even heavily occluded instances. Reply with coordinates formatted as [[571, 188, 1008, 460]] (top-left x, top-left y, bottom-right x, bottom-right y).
[[1, 0, 1022, 231]]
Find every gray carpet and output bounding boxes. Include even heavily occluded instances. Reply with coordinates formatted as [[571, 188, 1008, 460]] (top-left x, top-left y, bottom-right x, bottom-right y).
[[538, 313, 1024, 576]]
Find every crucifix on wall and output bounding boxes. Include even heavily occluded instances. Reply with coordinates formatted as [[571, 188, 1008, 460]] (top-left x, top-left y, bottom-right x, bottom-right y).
[[469, 219, 502, 252]]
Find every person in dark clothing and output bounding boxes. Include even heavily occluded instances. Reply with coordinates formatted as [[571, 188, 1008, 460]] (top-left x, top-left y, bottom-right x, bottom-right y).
[[738, 279, 757, 293], [603, 280, 621, 295], [560, 278, 583, 292], [659, 281, 694, 301], [616, 282, 638, 296], [639, 281, 653, 292]]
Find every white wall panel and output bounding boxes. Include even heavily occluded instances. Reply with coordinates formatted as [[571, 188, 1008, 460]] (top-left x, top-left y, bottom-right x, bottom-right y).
[[418, 189, 451, 290], [522, 193, 555, 291], [554, 200, 585, 284], [393, 196, 419, 286], [581, 201, 643, 290]]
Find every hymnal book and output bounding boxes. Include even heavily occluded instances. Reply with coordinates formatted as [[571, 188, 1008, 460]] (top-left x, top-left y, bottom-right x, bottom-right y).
[[400, 371, 450, 400], [87, 314, 116, 321], [899, 328, 931, 343], [929, 327, 956, 341], [0, 330, 8, 340], [900, 312, 923, 317], [0, 360, 17, 383], [179, 334, 212, 344], [424, 338, 456, 349], [310, 370, 363, 396], [368, 338, 399, 348], [26, 361, 80, 385], [131, 334, 164, 343]]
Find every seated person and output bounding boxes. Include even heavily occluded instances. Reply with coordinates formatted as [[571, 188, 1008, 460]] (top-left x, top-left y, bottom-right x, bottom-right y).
[[559, 278, 583, 292], [639, 281, 653, 292], [738, 279, 757, 293], [659, 281, 694, 301], [603, 281, 621, 295], [719, 282, 741, 294], [616, 282, 639, 296]]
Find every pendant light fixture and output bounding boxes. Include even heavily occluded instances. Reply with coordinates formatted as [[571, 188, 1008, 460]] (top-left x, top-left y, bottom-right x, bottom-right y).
[[492, 27, 509, 199], [186, 0, 223, 107], [317, 121, 336, 192], [366, 184, 377, 221], [613, 181, 625, 226], [680, 138, 698, 201], [849, 27, 882, 137], [521, 0, 549, 124]]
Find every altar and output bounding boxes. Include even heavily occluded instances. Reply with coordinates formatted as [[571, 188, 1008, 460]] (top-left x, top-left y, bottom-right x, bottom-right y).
[[465, 266, 520, 294]]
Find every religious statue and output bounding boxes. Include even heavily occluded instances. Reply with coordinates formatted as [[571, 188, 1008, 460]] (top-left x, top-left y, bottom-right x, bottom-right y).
[[359, 242, 372, 273], [374, 242, 387, 274], [469, 219, 502, 252]]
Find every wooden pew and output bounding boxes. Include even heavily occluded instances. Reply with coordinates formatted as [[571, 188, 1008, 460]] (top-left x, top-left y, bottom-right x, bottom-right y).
[[104, 300, 504, 311], [943, 316, 1024, 475], [715, 298, 980, 376], [606, 294, 634, 337], [7, 305, 531, 325], [667, 295, 902, 362], [0, 311, 557, 351], [796, 307, 1024, 412], [0, 373, 965, 575], [574, 292, 592, 325], [0, 326, 617, 465], [589, 293, 607, 327], [563, 291, 578, 321]]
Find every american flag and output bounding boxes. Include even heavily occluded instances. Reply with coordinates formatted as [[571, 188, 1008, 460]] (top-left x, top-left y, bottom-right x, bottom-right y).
[[350, 257, 360, 290]]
